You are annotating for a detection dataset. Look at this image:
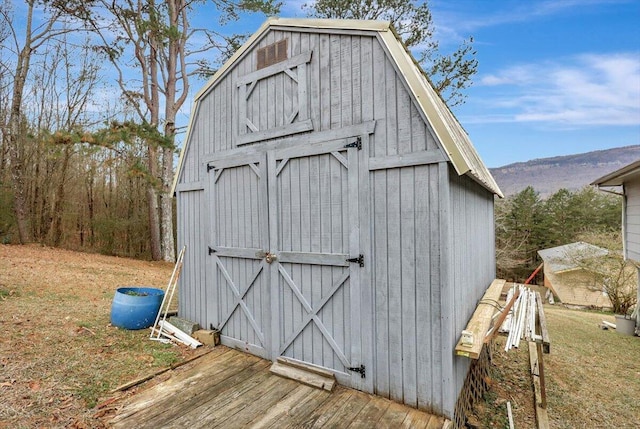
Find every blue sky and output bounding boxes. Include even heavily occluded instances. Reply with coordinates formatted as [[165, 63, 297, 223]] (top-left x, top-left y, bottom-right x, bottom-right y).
[[193, 0, 640, 168], [9, 0, 637, 168], [427, 0, 640, 167]]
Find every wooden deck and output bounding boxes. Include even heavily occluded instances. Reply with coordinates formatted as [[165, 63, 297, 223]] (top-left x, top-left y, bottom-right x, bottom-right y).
[[109, 346, 446, 428]]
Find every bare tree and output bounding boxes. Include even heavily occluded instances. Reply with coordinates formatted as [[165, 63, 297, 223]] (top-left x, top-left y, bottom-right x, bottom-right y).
[[80, 0, 279, 261], [0, 0, 83, 243]]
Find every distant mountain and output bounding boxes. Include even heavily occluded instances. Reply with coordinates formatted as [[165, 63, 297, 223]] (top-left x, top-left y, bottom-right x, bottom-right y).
[[490, 145, 640, 198]]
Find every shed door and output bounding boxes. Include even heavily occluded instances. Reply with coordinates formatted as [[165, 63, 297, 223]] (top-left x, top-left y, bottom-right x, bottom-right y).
[[208, 153, 271, 359], [268, 137, 368, 390]]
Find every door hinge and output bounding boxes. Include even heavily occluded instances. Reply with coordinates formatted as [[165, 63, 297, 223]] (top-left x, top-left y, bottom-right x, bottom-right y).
[[348, 364, 366, 378], [208, 246, 216, 255], [346, 254, 364, 267], [344, 137, 362, 150], [206, 163, 215, 173]]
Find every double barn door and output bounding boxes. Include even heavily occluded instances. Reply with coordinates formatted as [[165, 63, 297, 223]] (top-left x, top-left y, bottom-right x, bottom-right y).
[[207, 137, 369, 390]]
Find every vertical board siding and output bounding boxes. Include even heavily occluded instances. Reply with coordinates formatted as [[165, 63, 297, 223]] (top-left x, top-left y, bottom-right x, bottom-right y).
[[448, 167, 496, 413], [371, 164, 445, 414], [625, 181, 640, 262], [176, 190, 210, 327], [212, 162, 269, 355]]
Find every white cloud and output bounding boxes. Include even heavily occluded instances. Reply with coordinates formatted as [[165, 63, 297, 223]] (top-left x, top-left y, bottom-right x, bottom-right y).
[[471, 53, 640, 126], [431, 0, 632, 46]]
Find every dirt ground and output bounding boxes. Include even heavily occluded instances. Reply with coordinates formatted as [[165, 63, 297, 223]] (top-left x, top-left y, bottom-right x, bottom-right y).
[[1, 244, 639, 428], [0, 244, 200, 428]]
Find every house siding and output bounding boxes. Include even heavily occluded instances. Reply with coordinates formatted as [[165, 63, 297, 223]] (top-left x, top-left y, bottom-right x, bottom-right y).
[[625, 180, 640, 263]]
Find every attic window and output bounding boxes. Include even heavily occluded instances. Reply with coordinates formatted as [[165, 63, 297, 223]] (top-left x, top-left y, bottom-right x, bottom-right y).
[[257, 39, 288, 70]]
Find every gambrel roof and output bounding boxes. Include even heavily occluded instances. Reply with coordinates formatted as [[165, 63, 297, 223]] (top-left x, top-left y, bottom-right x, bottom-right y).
[[173, 18, 503, 197]]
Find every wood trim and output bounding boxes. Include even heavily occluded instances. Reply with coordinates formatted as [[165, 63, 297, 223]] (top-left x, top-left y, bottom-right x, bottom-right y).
[[368, 149, 447, 171], [210, 246, 265, 259], [229, 120, 375, 154], [277, 251, 349, 267], [175, 181, 204, 192], [237, 51, 312, 86], [237, 119, 314, 146]]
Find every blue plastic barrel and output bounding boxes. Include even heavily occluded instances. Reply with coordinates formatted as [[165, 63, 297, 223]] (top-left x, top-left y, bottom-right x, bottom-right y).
[[110, 287, 164, 330]]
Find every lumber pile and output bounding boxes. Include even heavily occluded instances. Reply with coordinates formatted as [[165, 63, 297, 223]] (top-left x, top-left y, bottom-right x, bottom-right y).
[[500, 284, 550, 353]]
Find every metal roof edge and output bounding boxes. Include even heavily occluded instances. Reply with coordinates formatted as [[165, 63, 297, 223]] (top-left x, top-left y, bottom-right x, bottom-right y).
[[591, 159, 640, 187], [376, 30, 503, 197]]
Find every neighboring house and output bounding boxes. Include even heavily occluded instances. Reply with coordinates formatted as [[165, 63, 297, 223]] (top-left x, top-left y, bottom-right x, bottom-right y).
[[592, 159, 640, 330], [538, 242, 610, 308], [172, 18, 502, 424]]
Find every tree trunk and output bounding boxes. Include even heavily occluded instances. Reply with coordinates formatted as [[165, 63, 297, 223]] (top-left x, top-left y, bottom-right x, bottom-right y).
[[147, 146, 162, 260], [160, 144, 175, 261], [50, 145, 72, 246], [8, 42, 33, 244]]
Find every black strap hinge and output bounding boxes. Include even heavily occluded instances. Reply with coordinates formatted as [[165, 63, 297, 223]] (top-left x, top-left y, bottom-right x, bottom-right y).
[[208, 246, 216, 255], [346, 254, 364, 267], [348, 364, 366, 378], [344, 137, 362, 150], [206, 163, 215, 173]]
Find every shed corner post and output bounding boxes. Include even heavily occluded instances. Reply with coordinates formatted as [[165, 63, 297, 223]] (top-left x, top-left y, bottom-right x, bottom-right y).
[[438, 161, 456, 418]]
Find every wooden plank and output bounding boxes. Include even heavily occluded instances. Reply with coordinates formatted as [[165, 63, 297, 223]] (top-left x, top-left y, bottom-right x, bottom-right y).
[[142, 360, 272, 428], [165, 364, 275, 427], [269, 362, 336, 391], [319, 389, 372, 428], [536, 291, 551, 353], [111, 350, 261, 427], [455, 279, 506, 359], [425, 415, 447, 429], [276, 356, 335, 378], [345, 397, 390, 428], [237, 118, 314, 146], [174, 371, 288, 428], [528, 342, 550, 429], [415, 166, 433, 410], [378, 401, 411, 427], [245, 385, 315, 427], [237, 50, 312, 85], [400, 166, 418, 407], [400, 408, 431, 429], [369, 150, 447, 171], [277, 251, 349, 266], [296, 387, 354, 428], [175, 181, 204, 192], [210, 377, 301, 428], [204, 121, 376, 165], [267, 385, 332, 428]]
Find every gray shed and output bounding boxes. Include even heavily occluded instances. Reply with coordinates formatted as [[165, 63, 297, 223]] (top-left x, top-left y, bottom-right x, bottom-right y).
[[592, 159, 640, 330], [172, 18, 502, 420]]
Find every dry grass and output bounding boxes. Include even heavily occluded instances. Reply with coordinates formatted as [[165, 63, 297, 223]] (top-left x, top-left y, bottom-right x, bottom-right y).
[[2, 245, 639, 428], [0, 244, 198, 428], [474, 305, 640, 428]]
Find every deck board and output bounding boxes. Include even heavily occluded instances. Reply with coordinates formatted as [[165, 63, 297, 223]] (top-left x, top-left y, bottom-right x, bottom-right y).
[[109, 346, 446, 428]]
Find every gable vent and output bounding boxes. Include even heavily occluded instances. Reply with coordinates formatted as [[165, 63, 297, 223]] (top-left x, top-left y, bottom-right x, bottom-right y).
[[257, 39, 288, 70]]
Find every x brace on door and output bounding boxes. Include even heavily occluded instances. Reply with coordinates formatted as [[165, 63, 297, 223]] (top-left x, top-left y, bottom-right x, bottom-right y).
[[277, 265, 353, 369], [216, 256, 266, 346]]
